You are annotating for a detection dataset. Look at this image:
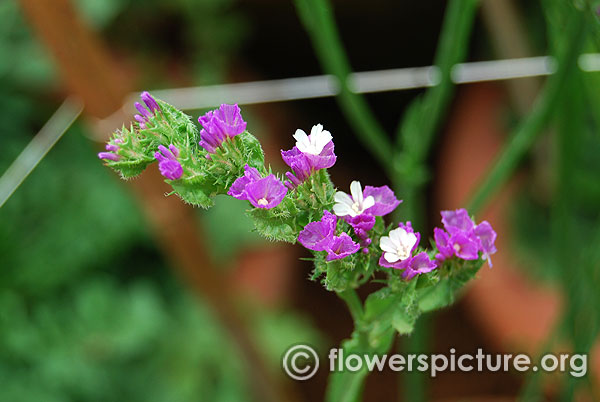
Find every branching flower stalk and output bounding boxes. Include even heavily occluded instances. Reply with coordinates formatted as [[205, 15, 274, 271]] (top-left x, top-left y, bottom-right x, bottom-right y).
[[99, 93, 497, 402]]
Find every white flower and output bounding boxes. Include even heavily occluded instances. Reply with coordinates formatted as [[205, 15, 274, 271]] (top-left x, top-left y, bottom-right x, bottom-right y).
[[293, 124, 332, 155], [379, 227, 417, 263], [333, 181, 375, 218]]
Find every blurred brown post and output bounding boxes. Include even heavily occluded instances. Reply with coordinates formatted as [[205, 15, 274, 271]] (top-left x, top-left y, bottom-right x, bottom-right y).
[[18, 1, 300, 401]]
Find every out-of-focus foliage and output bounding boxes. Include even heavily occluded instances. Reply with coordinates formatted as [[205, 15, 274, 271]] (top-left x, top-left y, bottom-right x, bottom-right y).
[[0, 1, 322, 401]]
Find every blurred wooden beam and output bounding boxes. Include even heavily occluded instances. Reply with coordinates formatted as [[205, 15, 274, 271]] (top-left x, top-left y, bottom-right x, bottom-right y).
[[18, 1, 298, 401]]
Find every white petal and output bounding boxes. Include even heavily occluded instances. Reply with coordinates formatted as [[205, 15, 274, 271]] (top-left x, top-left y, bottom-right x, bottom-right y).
[[388, 227, 406, 246], [310, 124, 332, 151], [379, 236, 396, 253], [333, 202, 355, 217], [384, 252, 401, 263], [350, 181, 363, 204], [293, 129, 311, 153], [362, 195, 375, 210], [334, 191, 354, 206], [399, 231, 418, 250]]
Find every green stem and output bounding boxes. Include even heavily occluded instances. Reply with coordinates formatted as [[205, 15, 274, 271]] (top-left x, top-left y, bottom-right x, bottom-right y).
[[337, 288, 363, 323], [294, 0, 394, 170], [466, 10, 586, 215]]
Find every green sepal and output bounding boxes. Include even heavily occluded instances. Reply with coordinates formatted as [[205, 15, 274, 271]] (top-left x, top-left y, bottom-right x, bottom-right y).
[[169, 176, 217, 209], [106, 158, 154, 179], [238, 131, 265, 170]]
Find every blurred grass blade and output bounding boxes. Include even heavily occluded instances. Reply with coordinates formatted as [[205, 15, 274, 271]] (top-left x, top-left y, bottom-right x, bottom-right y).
[[295, 0, 394, 169], [0, 97, 83, 208], [467, 10, 586, 214]]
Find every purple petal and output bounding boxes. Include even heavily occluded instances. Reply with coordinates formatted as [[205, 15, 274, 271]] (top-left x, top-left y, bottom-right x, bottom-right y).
[[402, 252, 438, 280], [434, 227, 454, 261], [441, 208, 475, 235], [345, 214, 375, 240], [169, 144, 180, 158], [213, 104, 247, 138], [98, 152, 119, 161], [378, 254, 411, 269], [134, 114, 147, 129], [450, 233, 479, 260], [227, 165, 262, 200], [245, 174, 287, 209], [474, 220, 497, 266], [298, 210, 337, 251], [474, 221, 497, 255], [105, 143, 119, 152], [304, 141, 337, 170], [325, 233, 360, 261], [135, 101, 151, 119], [158, 159, 183, 180], [285, 171, 303, 188], [157, 144, 174, 160], [363, 185, 401, 216], [141, 91, 160, 113]]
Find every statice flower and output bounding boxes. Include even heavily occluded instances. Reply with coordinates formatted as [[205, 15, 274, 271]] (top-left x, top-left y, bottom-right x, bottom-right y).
[[134, 91, 160, 129], [98, 139, 123, 161], [281, 124, 337, 187], [298, 210, 360, 261], [333, 181, 401, 242], [198, 104, 247, 153], [155, 144, 183, 180], [434, 208, 497, 266], [378, 225, 419, 268], [228, 164, 287, 209], [378, 224, 436, 280]]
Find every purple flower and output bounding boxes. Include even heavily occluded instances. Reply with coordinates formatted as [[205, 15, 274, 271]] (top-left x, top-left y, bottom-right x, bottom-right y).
[[228, 165, 262, 199], [228, 164, 287, 209], [474, 221, 497, 266], [281, 124, 336, 186], [155, 144, 183, 180], [435, 209, 497, 266], [441, 209, 475, 235], [298, 210, 337, 251], [363, 185, 402, 216], [98, 139, 123, 161], [198, 104, 247, 153], [134, 91, 160, 129], [297, 210, 360, 261], [326, 233, 360, 261], [401, 252, 438, 280]]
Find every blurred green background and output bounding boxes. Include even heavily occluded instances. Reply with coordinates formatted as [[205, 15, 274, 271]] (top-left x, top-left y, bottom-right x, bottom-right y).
[[2, 0, 600, 401]]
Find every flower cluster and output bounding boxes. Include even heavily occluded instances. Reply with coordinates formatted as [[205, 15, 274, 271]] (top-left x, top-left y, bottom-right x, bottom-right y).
[[100, 93, 497, 286], [434, 208, 497, 266]]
